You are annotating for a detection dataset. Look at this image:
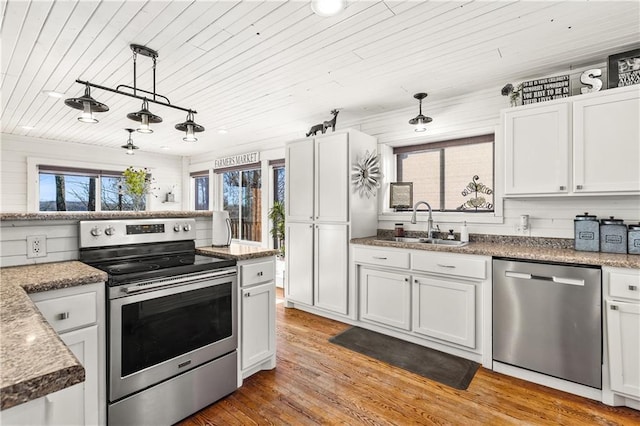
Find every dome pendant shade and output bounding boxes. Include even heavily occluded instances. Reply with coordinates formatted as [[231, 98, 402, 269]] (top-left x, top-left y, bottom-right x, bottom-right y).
[[408, 92, 433, 132], [127, 99, 162, 133], [175, 111, 204, 142], [121, 128, 139, 155], [65, 84, 108, 123]]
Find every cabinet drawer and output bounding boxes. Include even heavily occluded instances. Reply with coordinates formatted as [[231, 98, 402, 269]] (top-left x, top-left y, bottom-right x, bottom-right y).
[[242, 260, 275, 287], [412, 252, 486, 280], [34, 292, 97, 333], [609, 270, 640, 301], [353, 247, 410, 269]]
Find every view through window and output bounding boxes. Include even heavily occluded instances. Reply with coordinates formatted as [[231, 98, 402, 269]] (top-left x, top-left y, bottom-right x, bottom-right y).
[[191, 171, 209, 210], [221, 166, 262, 242]]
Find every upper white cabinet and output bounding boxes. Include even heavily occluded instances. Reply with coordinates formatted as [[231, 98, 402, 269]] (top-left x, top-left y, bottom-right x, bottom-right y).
[[285, 139, 314, 221], [503, 85, 640, 196]]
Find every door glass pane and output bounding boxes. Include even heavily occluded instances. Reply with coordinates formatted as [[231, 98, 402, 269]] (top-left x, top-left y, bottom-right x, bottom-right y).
[[397, 151, 441, 209], [39, 173, 96, 211], [445, 143, 494, 211], [242, 170, 262, 242], [120, 283, 233, 377], [274, 167, 285, 203], [194, 176, 209, 210], [223, 171, 240, 239]]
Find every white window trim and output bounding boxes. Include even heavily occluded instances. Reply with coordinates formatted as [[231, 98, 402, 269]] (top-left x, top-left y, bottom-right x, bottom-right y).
[[27, 157, 154, 213]]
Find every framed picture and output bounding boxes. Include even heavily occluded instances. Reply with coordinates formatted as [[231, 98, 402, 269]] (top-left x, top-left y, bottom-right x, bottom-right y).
[[608, 48, 640, 88], [389, 182, 413, 210]]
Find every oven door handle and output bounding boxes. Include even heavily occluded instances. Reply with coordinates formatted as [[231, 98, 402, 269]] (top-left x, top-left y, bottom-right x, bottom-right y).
[[122, 269, 236, 294]]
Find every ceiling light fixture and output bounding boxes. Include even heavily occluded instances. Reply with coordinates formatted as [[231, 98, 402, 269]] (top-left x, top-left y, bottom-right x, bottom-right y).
[[121, 128, 139, 155], [408, 92, 432, 132], [64, 44, 203, 139], [43, 90, 65, 98], [311, 0, 345, 17], [175, 110, 205, 142]]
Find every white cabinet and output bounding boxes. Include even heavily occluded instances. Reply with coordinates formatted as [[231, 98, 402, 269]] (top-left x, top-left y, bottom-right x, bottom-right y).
[[359, 267, 411, 330], [573, 88, 640, 193], [285, 129, 377, 318], [29, 282, 105, 426], [238, 257, 276, 379], [503, 85, 640, 196], [605, 267, 640, 402]]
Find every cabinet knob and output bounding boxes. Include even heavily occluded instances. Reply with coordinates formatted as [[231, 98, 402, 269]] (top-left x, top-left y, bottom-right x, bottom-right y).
[[309, 216, 313, 220], [629, 285, 638, 291], [610, 305, 618, 310], [58, 312, 70, 320], [404, 278, 408, 282], [559, 185, 566, 191], [576, 185, 583, 190]]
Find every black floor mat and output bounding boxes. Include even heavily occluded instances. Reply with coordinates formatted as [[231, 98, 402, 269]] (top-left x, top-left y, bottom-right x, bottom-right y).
[[329, 326, 480, 390]]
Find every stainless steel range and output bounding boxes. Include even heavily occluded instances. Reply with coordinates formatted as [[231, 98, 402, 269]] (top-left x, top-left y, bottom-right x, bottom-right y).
[[79, 218, 238, 426]]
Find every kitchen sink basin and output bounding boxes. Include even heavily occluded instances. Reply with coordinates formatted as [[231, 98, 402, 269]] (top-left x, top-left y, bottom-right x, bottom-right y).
[[378, 237, 468, 247]]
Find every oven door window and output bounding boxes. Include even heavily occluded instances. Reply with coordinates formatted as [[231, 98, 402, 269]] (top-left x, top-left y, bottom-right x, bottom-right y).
[[120, 283, 232, 377]]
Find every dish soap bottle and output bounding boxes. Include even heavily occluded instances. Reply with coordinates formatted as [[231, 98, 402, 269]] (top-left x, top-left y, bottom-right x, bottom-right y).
[[460, 221, 469, 243]]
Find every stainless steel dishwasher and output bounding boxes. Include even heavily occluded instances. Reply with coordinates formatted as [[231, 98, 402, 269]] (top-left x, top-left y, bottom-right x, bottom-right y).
[[493, 259, 602, 389]]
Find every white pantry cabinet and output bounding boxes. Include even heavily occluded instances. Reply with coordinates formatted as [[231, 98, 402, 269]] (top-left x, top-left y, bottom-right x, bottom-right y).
[[238, 257, 276, 380], [604, 267, 640, 403], [503, 85, 640, 196], [28, 282, 106, 426], [285, 129, 377, 318]]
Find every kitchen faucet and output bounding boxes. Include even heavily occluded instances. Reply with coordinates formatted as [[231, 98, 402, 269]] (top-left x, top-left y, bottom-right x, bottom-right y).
[[411, 201, 436, 239]]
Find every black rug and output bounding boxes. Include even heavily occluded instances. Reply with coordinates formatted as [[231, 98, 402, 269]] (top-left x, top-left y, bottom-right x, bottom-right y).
[[329, 327, 480, 390]]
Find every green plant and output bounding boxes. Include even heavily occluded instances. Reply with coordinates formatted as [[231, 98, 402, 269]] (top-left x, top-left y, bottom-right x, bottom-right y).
[[268, 201, 285, 257], [121, 167, 156, 210]]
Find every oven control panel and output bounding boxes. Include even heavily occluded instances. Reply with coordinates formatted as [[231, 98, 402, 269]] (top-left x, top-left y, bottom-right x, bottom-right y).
[[80, 218, 197, 248]]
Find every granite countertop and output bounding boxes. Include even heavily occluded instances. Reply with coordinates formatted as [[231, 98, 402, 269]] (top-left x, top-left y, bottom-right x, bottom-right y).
[[197, 244, 279, 261], [351, 236, 640, 269], [0, 211, 213, 221], [0, 261, 108, 410]]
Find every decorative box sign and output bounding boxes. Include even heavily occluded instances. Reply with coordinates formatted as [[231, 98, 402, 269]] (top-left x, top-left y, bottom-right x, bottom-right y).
[[521, 75, 570, 105], [214, 151, 260, 169]]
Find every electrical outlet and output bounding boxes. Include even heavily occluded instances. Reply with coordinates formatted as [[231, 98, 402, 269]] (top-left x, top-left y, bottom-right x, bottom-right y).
[[26, 235, 47, 258]]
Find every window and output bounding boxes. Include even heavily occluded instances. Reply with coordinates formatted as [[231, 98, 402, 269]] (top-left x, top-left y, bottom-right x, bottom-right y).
[[38, 166, 144, 211], [218, 164, 262, 242], [270, 159, 285, 251], [191, 171, 209, 210], [395, 134, 494, 212]]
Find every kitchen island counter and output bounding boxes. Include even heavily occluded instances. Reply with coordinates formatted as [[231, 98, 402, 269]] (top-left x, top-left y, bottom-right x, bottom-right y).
[[0, 261, 107, 410], [196, 244, 279, 261]]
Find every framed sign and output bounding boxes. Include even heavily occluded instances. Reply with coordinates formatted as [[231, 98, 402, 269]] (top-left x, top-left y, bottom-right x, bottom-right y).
[[389, 182, 413, 210], [608, 48, 640, 88], [521, 75, 570, 105]]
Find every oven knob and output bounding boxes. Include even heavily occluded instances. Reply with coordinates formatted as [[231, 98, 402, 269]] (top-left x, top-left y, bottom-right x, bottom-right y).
[[90, 227, 103, 237], [174, 224, 181, 232], [183, 224, 192, 232], [105, 227, 115, 236]]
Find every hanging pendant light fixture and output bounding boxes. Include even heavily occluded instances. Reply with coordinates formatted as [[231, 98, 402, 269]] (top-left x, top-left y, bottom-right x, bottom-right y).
[[127, 99, 162, 133], [408, 92, 433, 132], [175, 110, 205, 142], [121, 128, 139, 155], [64, 83, 109, 123]]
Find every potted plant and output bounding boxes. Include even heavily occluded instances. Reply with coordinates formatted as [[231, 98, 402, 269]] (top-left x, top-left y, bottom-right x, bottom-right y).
[[121, 167, 156, 211]]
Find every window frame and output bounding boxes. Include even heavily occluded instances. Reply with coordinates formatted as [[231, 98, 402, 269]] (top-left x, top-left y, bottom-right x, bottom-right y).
[[190, 170, 210, 211]]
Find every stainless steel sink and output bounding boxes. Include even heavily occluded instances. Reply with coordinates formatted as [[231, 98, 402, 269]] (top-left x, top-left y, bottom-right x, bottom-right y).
[[378, 237, 468, 247]]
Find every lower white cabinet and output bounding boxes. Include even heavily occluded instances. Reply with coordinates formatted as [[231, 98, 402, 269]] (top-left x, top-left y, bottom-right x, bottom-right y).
[[412, 275, 476, 348], [359, 267, 411, 330], [286, 222, 314, 305]]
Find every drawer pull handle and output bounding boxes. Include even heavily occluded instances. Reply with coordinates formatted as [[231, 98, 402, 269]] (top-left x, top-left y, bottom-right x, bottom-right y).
[[437, 264, 456, 269], [576, 184, 583, 190], [257, 271, 263, 276], [629, 285, 638, 291], [372, 256, 387, 260], [610, 305, 619, 310], [559, 185, 566, 190], [245, 292, 251, 297], [58, 312, 70, 320]]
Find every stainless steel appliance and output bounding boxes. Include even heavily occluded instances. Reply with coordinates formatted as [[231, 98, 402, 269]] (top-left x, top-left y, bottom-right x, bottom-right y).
[[493, 259, 602, 389], [79, 218, 238, 426]]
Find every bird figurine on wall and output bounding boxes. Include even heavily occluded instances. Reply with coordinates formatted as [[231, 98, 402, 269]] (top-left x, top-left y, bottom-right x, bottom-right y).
[[306, 109, 340, 137]]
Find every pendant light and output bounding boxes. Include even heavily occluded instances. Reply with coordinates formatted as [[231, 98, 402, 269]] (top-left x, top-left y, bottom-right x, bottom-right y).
[[127, 99, 162, 133], [408, 92, 433, 132], [175, 111, 205, 142], [121, 129, 139, 155], [64, 84, 109, 123]]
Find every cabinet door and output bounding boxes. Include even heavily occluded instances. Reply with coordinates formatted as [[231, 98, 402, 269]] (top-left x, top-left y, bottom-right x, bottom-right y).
[[46, 325, 99, 426], [314, 223, 348, 314], [359, 267, 411, 330], [573, 88, 640, 193], [503, 102, 570, 195], [412, 276, 476, 348], [315, 133, 348, 222], [607, 300, 640, 398], [241, 282, 276, 370], [285, 222, 314, 305], [286, 139, 314, 221]]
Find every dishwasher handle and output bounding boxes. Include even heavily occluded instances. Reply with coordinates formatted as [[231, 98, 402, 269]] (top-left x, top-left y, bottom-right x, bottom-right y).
[[505, 271, 585, 286]]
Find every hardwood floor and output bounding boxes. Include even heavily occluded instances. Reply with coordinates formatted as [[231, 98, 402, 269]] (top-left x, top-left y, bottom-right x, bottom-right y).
[[180, 289, 640, 425]]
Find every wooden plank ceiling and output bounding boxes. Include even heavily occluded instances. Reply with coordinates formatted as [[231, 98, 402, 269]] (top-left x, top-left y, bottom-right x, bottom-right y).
[[1, 0, 639, 156]]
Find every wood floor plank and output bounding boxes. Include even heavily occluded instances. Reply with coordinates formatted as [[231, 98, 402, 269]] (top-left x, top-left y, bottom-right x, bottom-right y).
[[180, 289, 640, 426]]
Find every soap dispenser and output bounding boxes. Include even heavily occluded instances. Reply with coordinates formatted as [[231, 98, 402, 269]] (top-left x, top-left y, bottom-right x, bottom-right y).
[[460, 221, 469, 243]]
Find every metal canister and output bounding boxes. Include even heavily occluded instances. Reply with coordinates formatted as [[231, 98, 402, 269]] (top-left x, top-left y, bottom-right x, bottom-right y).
[[628, 224, 640, 255], [574, 212, 599, 252], [600, 217, 627, 254]]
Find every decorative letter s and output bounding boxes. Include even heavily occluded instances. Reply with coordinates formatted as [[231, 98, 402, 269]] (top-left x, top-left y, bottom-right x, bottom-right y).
[[580, 69, 603, 94]]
